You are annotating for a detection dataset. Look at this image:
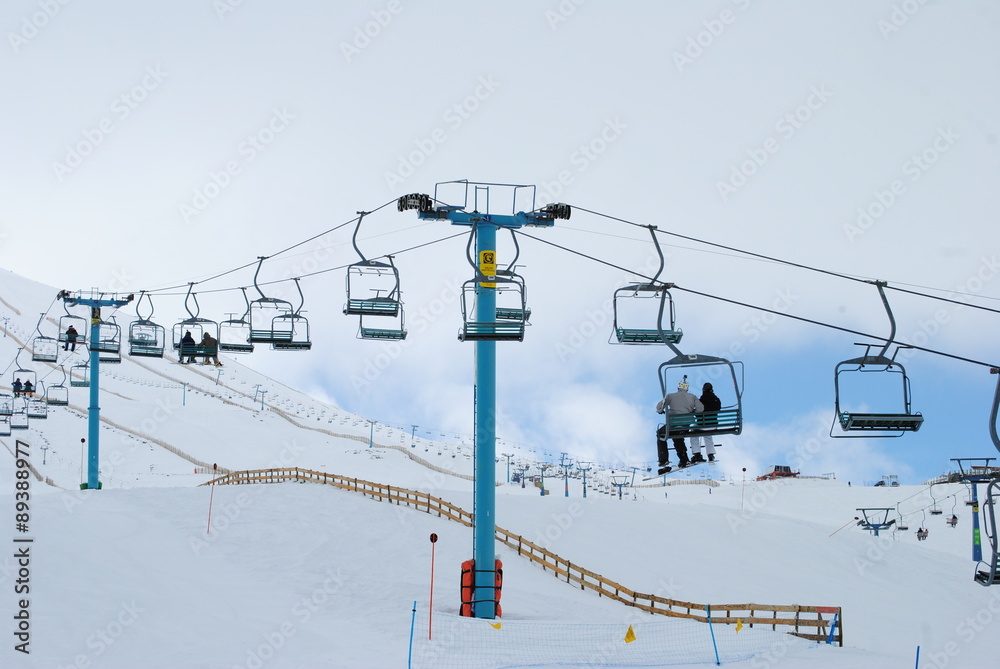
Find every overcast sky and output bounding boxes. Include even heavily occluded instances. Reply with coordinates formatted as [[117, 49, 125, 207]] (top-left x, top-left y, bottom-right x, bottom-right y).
[[2, 1, 998, 482]]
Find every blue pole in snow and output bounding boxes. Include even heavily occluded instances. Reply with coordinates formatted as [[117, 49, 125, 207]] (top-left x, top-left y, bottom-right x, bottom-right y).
[[972, 483, 983, 563], [87, 309, 101, 490], [473, 221, 497, 619]]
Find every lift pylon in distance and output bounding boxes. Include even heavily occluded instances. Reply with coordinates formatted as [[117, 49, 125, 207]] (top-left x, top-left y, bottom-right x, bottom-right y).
[[128, 291, 166, 358], [831, 281, 923, 437]]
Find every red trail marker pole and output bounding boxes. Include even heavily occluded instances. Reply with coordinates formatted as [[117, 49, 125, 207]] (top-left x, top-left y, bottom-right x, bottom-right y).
[[429, 533, 438, 640]]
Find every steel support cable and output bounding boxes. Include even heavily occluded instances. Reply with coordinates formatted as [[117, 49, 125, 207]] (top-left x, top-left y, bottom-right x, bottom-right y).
[[571, 205, 1000, 315], [515, 229, 1000, 369], [139, 231, 469, 297], [141, 198, 399, 295]]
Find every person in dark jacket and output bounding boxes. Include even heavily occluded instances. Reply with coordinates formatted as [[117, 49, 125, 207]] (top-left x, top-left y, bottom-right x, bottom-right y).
[[180, 331, 197, 364], [690, 382, 721, 463]]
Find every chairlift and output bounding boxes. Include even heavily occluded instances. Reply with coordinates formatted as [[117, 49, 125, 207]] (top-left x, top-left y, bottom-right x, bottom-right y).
[[172, 284, 220, 362], [58, 302, 88, 348], [30, 313, 59, 363], [269, 278, 312, 351], [344, 213, 402, 317], [0, 392, 13, 417], [358, 309, 407, 341], [218, 288, 254, 354], [26, 384, 47, 420], [929, 489, 943, 515], [46, 366, 70, 406], [128, 291, 166, 358], [0, 417, 10, 437], [895, 503, 909, 531], [70, 362, 90, 388], [453, 226, 530, 342], [976, 479, 1000, 585], [657, 348, 744, 440], [247, 257, 299, 345], [11, 348, 37, 398], [611, 226, 682, 345], [10, 401, 29, 430], [831, 282, 923, 437], [96, 316, 122, 363]]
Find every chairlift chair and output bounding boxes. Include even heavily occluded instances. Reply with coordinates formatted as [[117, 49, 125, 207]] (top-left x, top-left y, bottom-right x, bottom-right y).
[[831, 282, 923, 437], [46, 367, 70, 406], [610, 226, 682, 345], [58, 303, 88, 348], [0, 392, 13, 417], [358, 309, 407, 341], [976, 480, 1000, 585], [218, 288, 254, 354], [95, 317, 122, 363], [128, 292, 166, 358], [11, 348, 37, 398], [30, 313, 59, 363], [896, 503, 909, 531], [172, 285, 220, 361], [268, 279, 312, 351], [70, 362, 90, 388], [344, 261, 402, 317], [458, 275, 527, 342], [657, 352, 744, 440], [26, 385, 47, 420], [10, 401, 29, 430], [0, 417, 10, 437]]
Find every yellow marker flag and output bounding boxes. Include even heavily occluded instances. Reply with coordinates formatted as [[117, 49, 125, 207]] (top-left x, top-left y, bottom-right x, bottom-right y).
[[624, 625, 636, 643], [735, 619, 744, 633], [489, 622, 502, 630]]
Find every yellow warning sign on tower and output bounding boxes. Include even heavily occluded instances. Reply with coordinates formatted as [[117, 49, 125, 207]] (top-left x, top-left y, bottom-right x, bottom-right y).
[[479, 250, 496, 288]]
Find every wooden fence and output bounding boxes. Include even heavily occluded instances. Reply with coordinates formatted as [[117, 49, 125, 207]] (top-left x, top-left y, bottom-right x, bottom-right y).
[[207, 467, 843, 646]]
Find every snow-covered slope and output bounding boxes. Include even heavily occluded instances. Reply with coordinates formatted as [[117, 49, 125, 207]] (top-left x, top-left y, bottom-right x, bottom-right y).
[[2, 269, 999, 669]]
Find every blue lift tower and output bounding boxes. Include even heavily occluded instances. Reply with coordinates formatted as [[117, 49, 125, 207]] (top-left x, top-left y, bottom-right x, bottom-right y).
[[58, 290, 134, 490], [398, 181, 569, 618]]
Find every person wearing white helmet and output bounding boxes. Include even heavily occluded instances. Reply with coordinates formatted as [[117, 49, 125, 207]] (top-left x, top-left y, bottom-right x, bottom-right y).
[[655, 376, 703, 471]]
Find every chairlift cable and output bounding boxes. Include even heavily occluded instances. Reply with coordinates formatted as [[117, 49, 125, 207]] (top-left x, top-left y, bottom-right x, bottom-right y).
[[572, 205, 1000, 315], [514, 229, 999, 369]]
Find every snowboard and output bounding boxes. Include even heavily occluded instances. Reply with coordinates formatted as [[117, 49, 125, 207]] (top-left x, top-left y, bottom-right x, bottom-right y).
[[642, 459, 715, 481]]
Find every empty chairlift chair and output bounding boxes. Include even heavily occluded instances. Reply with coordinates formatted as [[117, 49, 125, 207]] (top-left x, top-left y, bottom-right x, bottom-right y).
[[831, 282, 923, 437], [70, 362, 90, 388], [344, 213, 406, 341], [45, 366, 70, 406], [611, 226, 682, 345], [30, 313, 59, 363], [269, 278, 312, 351], [94, 316, 122, 364], [128, 291, 166, 358], [218, 288, 255, 354]]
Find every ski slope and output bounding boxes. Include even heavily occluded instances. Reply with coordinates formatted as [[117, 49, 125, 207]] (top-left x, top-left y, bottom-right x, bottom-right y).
[[1, 270, 999, 668]]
